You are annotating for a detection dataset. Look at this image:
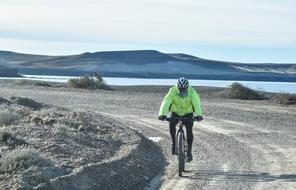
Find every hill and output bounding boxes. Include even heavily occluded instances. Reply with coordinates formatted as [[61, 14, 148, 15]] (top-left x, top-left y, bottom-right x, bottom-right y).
[[0, 65, 20, 77], [0, 50, 295, 81]]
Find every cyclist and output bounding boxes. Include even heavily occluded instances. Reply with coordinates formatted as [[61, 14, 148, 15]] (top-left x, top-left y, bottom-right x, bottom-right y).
[[158, 77, 203, 162]]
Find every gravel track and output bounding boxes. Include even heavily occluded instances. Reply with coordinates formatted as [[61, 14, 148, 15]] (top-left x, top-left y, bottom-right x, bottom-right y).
[[0, 81, 295, 189]]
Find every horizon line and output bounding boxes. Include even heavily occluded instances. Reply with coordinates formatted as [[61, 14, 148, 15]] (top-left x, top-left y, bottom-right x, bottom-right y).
[[0, 49, 295, 65]]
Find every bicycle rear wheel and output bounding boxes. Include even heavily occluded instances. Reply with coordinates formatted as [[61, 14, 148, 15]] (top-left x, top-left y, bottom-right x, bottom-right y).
[[178, 132, 185, 177]]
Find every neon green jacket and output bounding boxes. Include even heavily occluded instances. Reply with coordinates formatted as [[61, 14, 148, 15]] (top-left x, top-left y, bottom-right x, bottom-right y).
[[159, 86, 203, 116]]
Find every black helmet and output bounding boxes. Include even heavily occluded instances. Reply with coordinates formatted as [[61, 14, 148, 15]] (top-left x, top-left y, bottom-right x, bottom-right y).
[[177, 77, 189, 90]]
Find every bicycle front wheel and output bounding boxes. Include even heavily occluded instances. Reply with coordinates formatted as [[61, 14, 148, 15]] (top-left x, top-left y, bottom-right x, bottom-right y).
[[178, 132, 185, 176]]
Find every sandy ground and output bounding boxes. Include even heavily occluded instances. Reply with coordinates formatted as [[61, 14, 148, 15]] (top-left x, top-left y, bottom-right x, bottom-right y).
[[0, 80, 296, 190]]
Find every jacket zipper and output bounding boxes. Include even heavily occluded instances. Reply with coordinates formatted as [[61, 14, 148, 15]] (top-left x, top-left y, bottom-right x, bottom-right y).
[[181, 97, 184, 115]]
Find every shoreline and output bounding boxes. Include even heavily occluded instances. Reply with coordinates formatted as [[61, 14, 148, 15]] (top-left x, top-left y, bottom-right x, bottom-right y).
[[0, 77, 295, 93], [1, 74, 296, 83], [0, 79, 295, 106]]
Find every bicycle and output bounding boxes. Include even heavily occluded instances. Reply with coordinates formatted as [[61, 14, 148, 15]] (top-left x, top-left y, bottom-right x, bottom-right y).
[[165, 116, 197, 177]]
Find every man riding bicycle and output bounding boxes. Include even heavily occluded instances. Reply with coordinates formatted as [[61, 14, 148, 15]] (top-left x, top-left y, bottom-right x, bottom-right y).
[[158, 77, 203, 162]]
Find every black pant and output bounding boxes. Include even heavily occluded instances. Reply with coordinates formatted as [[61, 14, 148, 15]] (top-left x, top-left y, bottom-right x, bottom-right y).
[[169, 112, 193, 155]]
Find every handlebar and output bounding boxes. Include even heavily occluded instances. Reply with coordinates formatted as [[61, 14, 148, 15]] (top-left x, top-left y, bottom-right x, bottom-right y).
[[165, 116, 197, 122]]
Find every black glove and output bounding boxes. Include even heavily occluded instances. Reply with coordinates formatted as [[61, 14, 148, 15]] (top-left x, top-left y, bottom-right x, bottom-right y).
[[194, 116, 203, 122], [158, 115, 167, 121]]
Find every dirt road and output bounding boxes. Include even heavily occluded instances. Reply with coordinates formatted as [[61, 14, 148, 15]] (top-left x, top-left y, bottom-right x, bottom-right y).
[[0, 82, 295, 189]]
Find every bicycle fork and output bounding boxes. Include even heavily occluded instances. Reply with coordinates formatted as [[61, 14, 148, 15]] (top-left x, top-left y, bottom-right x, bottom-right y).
[[175, 131, 187, 157]]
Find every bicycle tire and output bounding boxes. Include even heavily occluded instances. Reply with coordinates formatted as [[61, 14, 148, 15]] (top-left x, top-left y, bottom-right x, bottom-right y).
[[178, 132, 185, 177]]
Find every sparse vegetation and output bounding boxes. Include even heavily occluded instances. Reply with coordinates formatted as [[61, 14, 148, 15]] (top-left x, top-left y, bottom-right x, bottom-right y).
[[0, 97, 11, 105], [219, 82, 266, 100], [67, 72, 111, 90], [272, 93, 296, 105], [15, 80, 54, 87], [0, 110, 21, 126], [0, 132, 27, 147], [34, 81, 52, 87], [10, 96, 43, 110], [0, 147, 52, 174]]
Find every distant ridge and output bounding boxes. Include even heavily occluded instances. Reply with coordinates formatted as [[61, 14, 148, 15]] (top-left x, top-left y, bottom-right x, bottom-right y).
[[0, 50, 295, 82], [0, 65, 19, 77], [79, 50, 177, 64]]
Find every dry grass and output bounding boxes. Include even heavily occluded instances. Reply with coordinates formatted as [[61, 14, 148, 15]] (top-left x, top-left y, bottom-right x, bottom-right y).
[[14, 80, 56, 88], [0, 132, 28, 148], [272, 93, 296, 105], [34, 81, 52, 87], [0, 110, 21, 127], [10, 96, 43, 110], [0, 147, 52, 174]]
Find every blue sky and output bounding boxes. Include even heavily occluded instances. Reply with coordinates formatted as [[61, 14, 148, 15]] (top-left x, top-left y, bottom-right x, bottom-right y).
[[0, 0, 295, 63]]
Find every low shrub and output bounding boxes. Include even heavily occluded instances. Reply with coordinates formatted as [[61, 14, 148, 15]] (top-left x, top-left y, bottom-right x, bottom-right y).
[[272, 93, 296, 105], [16, 80, 52, 87], [10, 96, 43, 110], [0, 147, 52, 174], [34, 81, 52, 87], [0, 97, 11, 105], [0, 110, 21, 126], [15, 80, 29, 85], [220, 82, 266, 100], [67, 72, 110, 90], [0, 132, 28, 147]]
